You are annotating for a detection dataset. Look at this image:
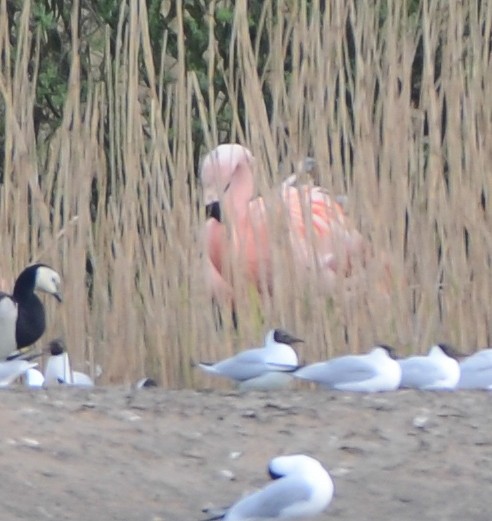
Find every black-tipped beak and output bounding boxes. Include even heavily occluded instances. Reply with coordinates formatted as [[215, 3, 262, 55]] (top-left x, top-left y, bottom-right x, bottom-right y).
[[205, 201, 222, 222], [53, 291, 62, 303]]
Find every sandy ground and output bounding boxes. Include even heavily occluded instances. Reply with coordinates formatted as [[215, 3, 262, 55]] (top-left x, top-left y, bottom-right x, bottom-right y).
[[1, 386, 491, 521]]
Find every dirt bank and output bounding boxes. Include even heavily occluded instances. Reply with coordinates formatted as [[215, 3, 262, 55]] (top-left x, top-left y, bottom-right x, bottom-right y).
[[1, 387, 490, 521]]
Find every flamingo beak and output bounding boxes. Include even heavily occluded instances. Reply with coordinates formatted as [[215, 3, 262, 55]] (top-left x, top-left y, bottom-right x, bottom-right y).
[[205, 201, 222, 222]]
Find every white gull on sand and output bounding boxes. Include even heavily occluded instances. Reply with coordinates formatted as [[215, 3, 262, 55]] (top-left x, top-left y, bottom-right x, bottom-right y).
[[0, 360, 39, 387], [23, 367, 45, 387], [203, 454, 334, 521], [198, 329, 303, 389], [294, 345, 401, 392], [44, 339, 94, 387], [457, 348, 492, 389], [398, 344, 460, 390]]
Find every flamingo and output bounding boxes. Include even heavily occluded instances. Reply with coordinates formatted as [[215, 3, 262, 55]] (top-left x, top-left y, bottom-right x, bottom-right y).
[[201, 144, 366, 307]]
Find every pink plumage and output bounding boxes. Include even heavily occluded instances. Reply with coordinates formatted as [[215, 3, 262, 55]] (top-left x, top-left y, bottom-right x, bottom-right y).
[[201, 144, 367, 306]]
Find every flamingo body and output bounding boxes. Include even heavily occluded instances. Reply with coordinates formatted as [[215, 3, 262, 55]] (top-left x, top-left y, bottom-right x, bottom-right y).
[[201, 144, 364, 304]]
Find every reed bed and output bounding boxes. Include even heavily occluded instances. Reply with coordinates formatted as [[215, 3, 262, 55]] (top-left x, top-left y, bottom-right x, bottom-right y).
[[0, 0, 491, 387]]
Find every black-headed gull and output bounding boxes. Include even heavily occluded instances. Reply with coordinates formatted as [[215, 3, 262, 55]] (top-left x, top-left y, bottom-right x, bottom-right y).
[[23, 367, 45, 387], [198, 329, 303, 388], [44, 339, 94, 387], [203, 454, 333, 521], [398, 344, 460, 390], [294, 345, 401, 392], [0, 359, 39, 387]]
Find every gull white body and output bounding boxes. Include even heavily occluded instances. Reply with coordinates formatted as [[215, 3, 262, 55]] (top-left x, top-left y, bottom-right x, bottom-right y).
[[294, 346, 401, 392], [398, 345, 460, 390], [0, 360, 39, 387], [43, 341, 94, 387], [44, 349, 72, 386], [198, 329, 301, 386], [457, 349, 492, 389], [23, 367, 45, 388], [209, 455, 333, 521], [237, 372, 295, 392], [71, 371, 94, 387]]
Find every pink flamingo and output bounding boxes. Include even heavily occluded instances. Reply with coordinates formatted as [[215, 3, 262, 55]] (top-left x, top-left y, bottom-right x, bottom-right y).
[[201, 144, 367, 307]]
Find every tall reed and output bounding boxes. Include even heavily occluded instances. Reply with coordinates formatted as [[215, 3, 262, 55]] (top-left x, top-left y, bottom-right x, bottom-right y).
[[0, 0, 490, 387]]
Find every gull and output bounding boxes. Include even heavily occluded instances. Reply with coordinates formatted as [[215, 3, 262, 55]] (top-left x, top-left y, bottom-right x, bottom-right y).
[[0, 360, 39, 387], [197, 329, 303, 388], [398, 344, 460, 390], [457, 348, 492, 389], [237, 372, 297, 392], [293, 345, 401, 392], [202, 454, 334, 521], [136, 377, 158, 389], [44, 339, 94, 387], [23, 367, 45, 388]]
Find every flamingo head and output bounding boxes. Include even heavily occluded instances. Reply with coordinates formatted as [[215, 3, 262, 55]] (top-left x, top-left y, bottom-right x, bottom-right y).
[[200, 144, 254, 205]]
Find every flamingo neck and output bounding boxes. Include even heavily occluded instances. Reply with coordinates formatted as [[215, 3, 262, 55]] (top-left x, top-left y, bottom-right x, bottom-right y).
[[223, 158, 255, 225]]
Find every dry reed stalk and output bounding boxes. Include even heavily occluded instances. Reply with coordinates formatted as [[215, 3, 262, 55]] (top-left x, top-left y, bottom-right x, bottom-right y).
[[0, 0, 491, 387]]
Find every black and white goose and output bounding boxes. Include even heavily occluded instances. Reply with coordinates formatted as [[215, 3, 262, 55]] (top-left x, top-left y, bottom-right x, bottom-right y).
[[0, 264, 62, 360]]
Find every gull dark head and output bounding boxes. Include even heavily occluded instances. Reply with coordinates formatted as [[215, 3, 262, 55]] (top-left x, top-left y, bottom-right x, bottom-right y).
[[268, 465, 284, 480], [136, 377, 158, 389], [435, 343, 462, 360], [268, 454, 324, 480], [47, 338, 66, 356], [272, 329, 304, 346], [377, 344, 398, 359]]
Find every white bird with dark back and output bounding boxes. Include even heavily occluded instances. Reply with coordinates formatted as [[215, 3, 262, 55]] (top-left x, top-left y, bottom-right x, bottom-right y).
[[398, 344, 460, 390], [0, 264, 62, 360], [457, 348, 492, 390], [294, 345, 401, 392], [202, 454, 334, 521], [197, 329, 303, 388]]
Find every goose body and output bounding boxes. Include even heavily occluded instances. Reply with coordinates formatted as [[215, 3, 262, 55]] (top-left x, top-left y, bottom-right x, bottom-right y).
[[0, 264, 62, 360]]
